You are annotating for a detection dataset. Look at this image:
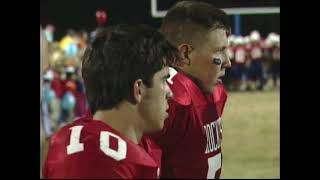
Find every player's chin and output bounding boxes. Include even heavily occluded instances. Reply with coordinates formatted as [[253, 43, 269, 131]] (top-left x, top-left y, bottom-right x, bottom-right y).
[[159, 113, 168, 128], [208, 80, 218, 90], [151, 115, 167, 132], [164, 111, 169, 120], [208, 79, 222, 92]]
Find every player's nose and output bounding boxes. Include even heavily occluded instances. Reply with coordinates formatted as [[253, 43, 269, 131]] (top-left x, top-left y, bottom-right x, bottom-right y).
[[223, 56, 232, 69]]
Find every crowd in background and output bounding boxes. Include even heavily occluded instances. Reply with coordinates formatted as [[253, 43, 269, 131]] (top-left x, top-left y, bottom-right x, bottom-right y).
[[40, 25, 280, 137], [223, 31, 280, 91], [41, 25, 90, 137]]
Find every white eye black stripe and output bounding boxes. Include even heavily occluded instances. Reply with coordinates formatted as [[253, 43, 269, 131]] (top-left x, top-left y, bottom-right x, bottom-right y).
[[213, 58, 222, 65]]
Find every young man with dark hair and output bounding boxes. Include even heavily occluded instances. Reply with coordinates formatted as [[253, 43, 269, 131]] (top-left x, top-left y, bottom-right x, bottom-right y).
[[43, 24, 178, 179]]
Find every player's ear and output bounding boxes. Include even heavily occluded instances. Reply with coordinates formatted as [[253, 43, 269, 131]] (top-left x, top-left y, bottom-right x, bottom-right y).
[[132, 79, 144, 104], [176, 43, 193, 66]]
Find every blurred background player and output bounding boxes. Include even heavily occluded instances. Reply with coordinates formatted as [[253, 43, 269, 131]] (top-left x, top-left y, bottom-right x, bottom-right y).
[[264, 32, 280, 88], [148, 1, 231, 178], [231, 36, 248, 91], [226, 31, 280, 91], [43, 24, 177, 178], [246, 31, 265, 90]]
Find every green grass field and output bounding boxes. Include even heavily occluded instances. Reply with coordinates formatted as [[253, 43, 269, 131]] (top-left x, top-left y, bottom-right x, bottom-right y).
[[221, 89, 280, 179]]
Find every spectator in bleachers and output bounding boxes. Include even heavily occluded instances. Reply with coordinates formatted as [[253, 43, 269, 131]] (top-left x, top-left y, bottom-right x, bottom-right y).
[[58, 66, 77, 126], [44, 24, 55, 43], [42, 70, 60, 136]]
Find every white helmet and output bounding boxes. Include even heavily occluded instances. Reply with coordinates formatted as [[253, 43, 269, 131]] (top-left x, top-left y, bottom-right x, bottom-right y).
[[265, 33, 280, 47], [228, 35, 236, 45], [235, 36, 244, 45], [264, 38, 273, 48], [243, 36, 250, 44], [250, 30, 261, 42], [270, 33, 279, 44], [267, 32, 277, 41], [274, 34, 280, 47]]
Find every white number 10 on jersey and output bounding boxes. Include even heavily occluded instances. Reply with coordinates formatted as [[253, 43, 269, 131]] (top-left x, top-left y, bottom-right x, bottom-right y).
[[67, 125, 127, 161]]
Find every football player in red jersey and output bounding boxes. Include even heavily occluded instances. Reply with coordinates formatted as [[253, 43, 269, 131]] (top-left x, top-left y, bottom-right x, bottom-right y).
[[233, 36, 249, 91], [43, 25, 178, 179], [147, 1, 232, 179], [247, 31, 265, 90]]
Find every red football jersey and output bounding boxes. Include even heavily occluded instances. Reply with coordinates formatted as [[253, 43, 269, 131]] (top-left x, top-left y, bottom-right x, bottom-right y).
[[150, 68, 227, 179], [234, 45, 248, 64], [247, 43, 263, 60], [43, 116, 161, 179]]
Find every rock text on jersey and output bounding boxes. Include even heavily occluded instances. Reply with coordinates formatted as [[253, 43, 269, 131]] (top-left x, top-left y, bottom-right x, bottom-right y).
[[204, 118, 222, 154]]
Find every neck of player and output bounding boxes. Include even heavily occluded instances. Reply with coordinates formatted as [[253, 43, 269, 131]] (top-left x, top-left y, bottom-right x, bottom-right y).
[[176, 67, 212, 95], [93, 103, 143, 144]]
